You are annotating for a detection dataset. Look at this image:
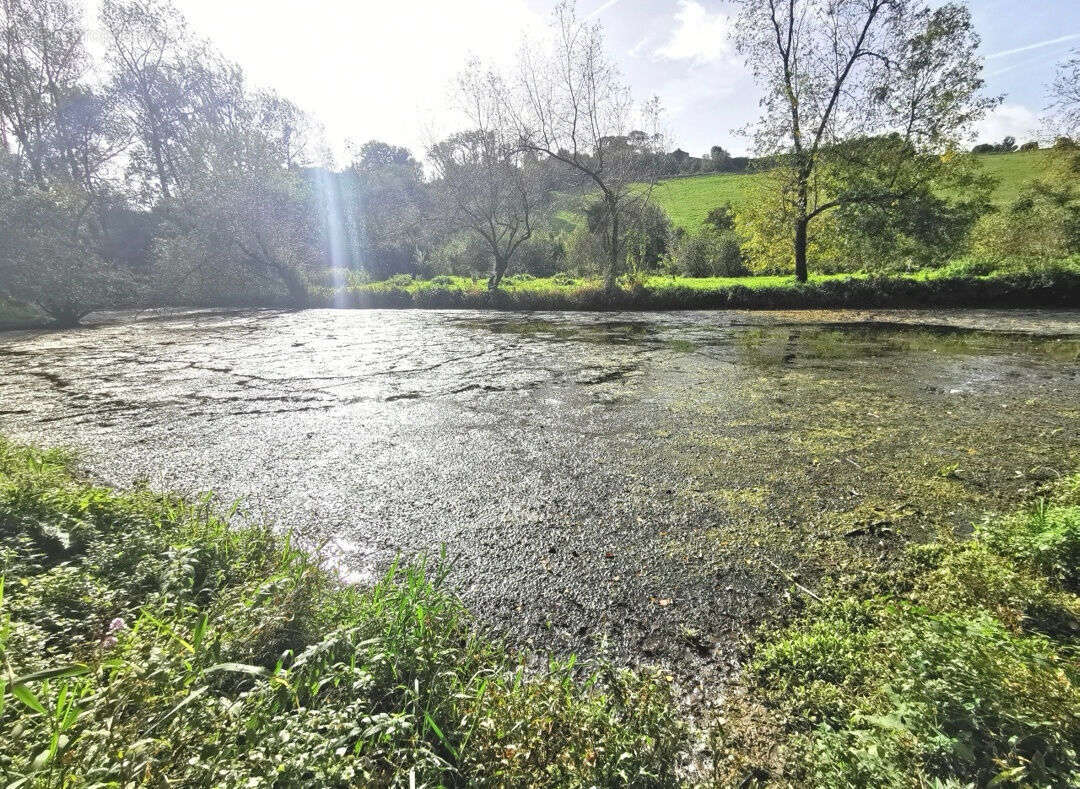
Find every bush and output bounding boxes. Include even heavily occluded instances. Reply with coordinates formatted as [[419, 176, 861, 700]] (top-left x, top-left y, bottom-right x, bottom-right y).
[[1020, 141, 1040, 152], [0, 438, 685, 786], [674, 227, 747, 277]]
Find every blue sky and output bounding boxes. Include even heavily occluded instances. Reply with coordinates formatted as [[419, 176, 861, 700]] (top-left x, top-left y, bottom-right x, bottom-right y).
[[88, 0, 1080, 160], [595, 0, 1080, 156]]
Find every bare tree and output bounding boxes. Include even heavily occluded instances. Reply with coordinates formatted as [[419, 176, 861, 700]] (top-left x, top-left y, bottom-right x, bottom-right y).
[[429, 61, 547, 289], [733, 0, 996, 280], [498, 0, 663, 290], [1049, 49, 1080, 139]]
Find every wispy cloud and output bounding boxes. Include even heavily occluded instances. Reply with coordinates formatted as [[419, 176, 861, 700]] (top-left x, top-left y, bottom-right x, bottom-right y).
[[987, 33, 1080, 60], [655, 0, 733, 64], [586, 0, 623, 19]]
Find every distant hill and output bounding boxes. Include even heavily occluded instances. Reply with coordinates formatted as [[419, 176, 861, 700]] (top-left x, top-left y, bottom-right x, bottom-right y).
[[648, 149, 1056, 233]]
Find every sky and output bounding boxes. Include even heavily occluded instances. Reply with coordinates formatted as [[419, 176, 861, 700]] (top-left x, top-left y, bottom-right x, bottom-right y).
[[83, 0, 1080, 161]]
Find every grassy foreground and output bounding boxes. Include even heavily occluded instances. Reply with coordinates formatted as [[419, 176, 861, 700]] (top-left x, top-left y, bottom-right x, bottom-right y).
[[720, 474, 1080, 786], [0, 439, 683, 786], [2, 437, 1079, 786], [320, 258, 1080, 311]]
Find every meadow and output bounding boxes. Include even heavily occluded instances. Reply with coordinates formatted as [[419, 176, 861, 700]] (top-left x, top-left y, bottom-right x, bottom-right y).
[[646, 150, 1056, 233]]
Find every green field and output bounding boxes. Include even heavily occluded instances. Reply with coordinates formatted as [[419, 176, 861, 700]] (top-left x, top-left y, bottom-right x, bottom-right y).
[[648, 150, 1056, 233]]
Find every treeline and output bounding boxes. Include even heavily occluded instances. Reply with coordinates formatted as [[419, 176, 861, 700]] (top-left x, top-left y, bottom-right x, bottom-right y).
[[0, 0, 698, 324], [3, 0, 1080, 325], [971, 135, 1078, 154]]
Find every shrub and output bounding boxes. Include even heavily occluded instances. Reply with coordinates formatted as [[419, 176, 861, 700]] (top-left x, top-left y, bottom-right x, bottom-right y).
[[674, 227, 747, 277], [704, 203, 736, 232], [1019, 141, 1040, 152]]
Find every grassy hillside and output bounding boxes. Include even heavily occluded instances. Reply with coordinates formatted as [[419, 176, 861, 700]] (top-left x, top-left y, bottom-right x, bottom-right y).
[[649, 150, 1056, 233], [977, 148, 1056, 205], [651, 171, 762, 231]]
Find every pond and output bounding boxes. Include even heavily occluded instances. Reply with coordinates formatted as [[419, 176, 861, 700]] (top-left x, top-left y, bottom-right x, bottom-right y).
[[2, 308, 1079, 691]]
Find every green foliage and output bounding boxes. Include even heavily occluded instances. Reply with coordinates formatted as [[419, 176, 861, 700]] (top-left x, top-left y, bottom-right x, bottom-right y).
[[740, 475, 1080, 787], [971, 148, 1080, 262], [673, 227, 747, 277], [328, 262, 1080, 310], [978, 500, 1080, 590], [734, 140, 994, 275], [0, 161, 132, 326], [0, 438, 684, 787]]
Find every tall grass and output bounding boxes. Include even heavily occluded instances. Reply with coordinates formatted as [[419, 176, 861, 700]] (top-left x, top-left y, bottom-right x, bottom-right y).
[[0, 438, 684, 786]]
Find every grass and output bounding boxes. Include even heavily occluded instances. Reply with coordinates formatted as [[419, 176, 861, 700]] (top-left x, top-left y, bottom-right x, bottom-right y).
[[651, 170, 763, 231], [976, 148, 1057, 206], [0, 437, 684, 786], [716, 473, 1080, 787], [645, 150, 1056, 233], [2, 434, 1080, 784], [318, 257, 1080, 311]]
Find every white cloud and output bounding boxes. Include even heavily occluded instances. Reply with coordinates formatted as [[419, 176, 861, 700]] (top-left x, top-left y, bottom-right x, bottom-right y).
[[655, 0, 733, 64], [973, 103, 1041, 144]]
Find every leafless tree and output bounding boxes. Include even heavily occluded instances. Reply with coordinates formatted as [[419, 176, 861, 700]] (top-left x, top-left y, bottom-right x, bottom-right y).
[[733, 0, 996, 280], [99, 0, 186, 199], [1049, 49, 1080, 139], [429, 61, 547, 289], [0, 0, 104, 188], [497, 0, 663, 290]]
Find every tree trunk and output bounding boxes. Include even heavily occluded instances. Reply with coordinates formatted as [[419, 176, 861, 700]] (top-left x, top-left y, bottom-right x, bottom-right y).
[[151, 133, 171, 200], [605, 204, 619, 292], [488, 255, 508, 290], [794, 171, 809, 283], [794, 216, 809, 283]]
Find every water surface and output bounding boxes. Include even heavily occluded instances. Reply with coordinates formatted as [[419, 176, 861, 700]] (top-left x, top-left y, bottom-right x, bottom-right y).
[[2, 308, 1078, 689]]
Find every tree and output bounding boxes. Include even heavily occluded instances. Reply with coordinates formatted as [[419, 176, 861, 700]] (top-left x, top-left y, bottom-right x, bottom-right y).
[[0, 154, 131, 325], [497, 1, 663, 290], [430, 128, 544, 289], [710, 145, 731, 165], [345, 140, 430, 278], [733, 0, 996, 280], [100, 0, 194, 200], [0, 0, 133, 324], [428, 60, 548, 289], [1049, 48, 1080, 138], [153, 59, 323, 306]]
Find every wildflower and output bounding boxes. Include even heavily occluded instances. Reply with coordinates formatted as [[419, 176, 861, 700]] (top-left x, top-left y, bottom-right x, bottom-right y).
[[108, 617, 127, 633]]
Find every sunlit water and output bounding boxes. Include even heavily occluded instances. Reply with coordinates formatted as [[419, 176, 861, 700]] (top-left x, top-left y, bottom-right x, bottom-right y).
[[2, 308, 1078, 687]]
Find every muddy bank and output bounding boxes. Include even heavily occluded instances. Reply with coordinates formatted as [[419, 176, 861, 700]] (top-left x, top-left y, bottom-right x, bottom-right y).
[[2, 308, 1078, 694]]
